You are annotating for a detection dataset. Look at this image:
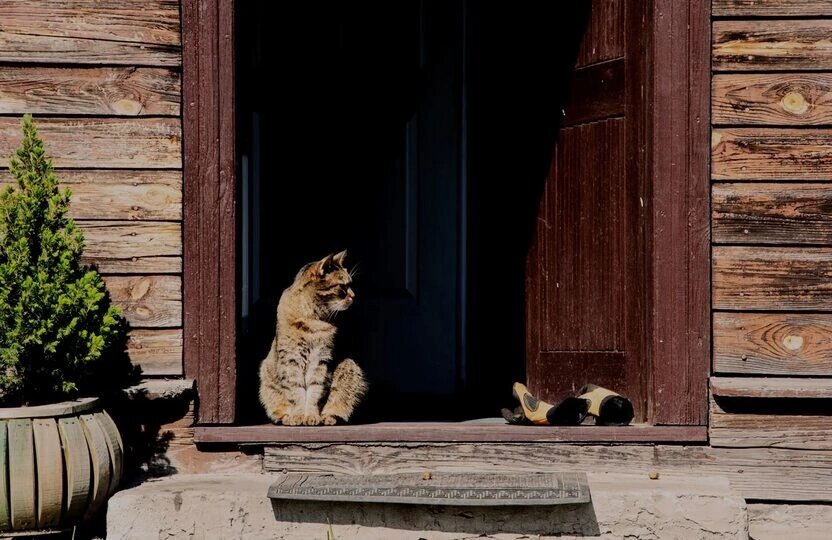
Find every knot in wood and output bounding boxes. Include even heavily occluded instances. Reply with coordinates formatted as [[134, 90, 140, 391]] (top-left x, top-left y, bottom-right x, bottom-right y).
[[781, 91, 809, 115]]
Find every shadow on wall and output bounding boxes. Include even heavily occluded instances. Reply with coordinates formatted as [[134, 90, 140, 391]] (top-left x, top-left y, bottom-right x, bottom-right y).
[[271, 500, 601, 538]]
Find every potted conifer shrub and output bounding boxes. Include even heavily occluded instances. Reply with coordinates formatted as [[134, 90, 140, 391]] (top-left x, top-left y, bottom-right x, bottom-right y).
[[0, 115, 127, 533]]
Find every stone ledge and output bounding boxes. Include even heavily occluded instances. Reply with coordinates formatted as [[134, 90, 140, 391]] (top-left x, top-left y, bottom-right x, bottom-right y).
[[107, 472, 747, 539], [124, 378, 194, 401]]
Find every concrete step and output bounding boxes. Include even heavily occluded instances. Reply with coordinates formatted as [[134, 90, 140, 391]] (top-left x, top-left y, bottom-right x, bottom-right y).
[[749, 503, 832, 540], [107, 472, 747, 539]]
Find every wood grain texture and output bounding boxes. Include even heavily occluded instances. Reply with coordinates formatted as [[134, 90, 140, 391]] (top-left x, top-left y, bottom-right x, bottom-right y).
[[104, 275, 181, 328], [713, 21, 832, 72], [0, 67, 180, 116], [649, 0, 711, 426], [7, 419, 35, 531], [80, 414, 111, 519], [263, 443, 832, 502], [713, 74, 832, 126], [713, 183, 832, 245], [0, 170, 182, 221], [0, 118, 181, 169], [711, 400, 832, 450], [714, 312, 832, 376], [711, 376, 832, 399], [182, 0, 237, 423], [96, 412, 124, 496], [0, 0, 180, 66], [127, 329, 182, 376], [712, 128, 832, 181], [542, 120, 625, 354], [713, 247, 832, 311], [196, 424, 706, 444], [32, 419, 62, 529], [57, 417, 90, 524], [575, 0, 623, 67], [79, 220, 181, 274], [713, 0, 832, 17], [562, 59, 624, 126], [0, 421, 9, 530]]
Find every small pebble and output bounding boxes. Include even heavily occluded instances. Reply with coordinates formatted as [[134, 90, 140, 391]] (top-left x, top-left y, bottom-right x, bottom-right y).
[[648, 471, 660, 480], [422, 471, 432, 480]]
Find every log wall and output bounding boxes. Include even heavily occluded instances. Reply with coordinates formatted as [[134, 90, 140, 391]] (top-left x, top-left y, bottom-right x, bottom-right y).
[[710, 0, 832, 508], [0, 0, 183, 377]]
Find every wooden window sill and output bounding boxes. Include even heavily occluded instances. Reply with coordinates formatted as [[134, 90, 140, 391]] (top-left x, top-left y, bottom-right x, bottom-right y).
[[194, 419, 707, 444]]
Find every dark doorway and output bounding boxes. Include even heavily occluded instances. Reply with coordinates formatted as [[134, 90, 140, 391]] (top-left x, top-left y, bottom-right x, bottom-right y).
[[237, 0, 465, 421], [236, 1, 588, 423]]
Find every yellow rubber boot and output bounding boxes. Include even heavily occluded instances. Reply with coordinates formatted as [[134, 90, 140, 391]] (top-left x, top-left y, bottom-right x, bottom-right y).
[[512, 382, 554, 425]]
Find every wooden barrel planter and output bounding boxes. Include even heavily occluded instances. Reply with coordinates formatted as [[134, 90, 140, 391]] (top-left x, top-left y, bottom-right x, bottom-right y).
[[0, 398, 123, 534]]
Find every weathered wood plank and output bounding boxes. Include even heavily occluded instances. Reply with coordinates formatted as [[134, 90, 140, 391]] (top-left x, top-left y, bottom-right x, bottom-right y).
[[711, 400, 832, 450], [713, 183, 832, 245], [713, 74, 832, 126], [195, 424, 707, 444], [0, 34, 179, 67], [0, 0, 180, 67], [96, 412, 124, 496], [263, 443, 832, 502], [713, 129, 832, 181], [0, 170, 182, 221], [0, 67, 180, 116], [713, 0, 832, 17], [0, 118, 181, 169], [104, 275, 181, 328], [714, 312, 832, 376], [7, 419, 35, 530], [127, 329, 182, 376], [182, 0, 238, 424], [575, 0, 623, 67], [1, 0, 180, 45], [713, 21, 832, 72], [711, 376, 832, 399], [0, 421, 8, 530], [714, 247, 832, 311], [32, 419, 62, 529], [80, 414, 111, 519], [647, 0, 711, 425], [79, 220, 181, 274], [57, 417, 91, 524]]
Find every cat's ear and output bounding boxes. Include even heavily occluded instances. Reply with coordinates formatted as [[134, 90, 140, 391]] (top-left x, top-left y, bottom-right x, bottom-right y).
[[333, 250, 348, 267], [316, 253, 336, 276]]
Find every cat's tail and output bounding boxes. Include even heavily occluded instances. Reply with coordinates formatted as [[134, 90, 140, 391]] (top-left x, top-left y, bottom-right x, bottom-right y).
[[321, 358, 367, 423]]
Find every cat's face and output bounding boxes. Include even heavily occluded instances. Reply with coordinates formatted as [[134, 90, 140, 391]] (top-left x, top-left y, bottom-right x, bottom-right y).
[[301, 250, 355, 313]]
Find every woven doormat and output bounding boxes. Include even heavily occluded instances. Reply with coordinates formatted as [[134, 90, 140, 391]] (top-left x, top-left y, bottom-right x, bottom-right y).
[[267, 472, 590, 506]]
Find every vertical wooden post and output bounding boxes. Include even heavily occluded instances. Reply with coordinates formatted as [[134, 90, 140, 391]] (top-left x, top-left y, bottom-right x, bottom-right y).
[[649, 0, 711, 425], [182, 0, 238, 424]]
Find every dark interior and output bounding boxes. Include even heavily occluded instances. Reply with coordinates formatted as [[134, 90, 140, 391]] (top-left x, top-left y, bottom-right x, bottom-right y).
[[235, 1, 586, 423]]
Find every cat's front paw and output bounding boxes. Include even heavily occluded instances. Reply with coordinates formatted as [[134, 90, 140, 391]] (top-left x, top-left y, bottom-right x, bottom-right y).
[[281, 414, 305, 426], [322, 415, 339, 426], [304, 414, 322, 426]]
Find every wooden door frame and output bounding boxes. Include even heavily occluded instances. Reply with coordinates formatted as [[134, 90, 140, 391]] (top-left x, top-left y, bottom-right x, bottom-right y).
[[647, 0, 711, 425], [180, 0, 711, 427], [182, 0, 238, 424]]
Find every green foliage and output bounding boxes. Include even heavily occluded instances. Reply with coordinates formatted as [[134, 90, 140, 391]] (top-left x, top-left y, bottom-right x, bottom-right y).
[[0, 114, 127, 405]]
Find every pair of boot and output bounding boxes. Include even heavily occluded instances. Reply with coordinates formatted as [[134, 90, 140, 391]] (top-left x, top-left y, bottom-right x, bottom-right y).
[[502, 382, 634, 426]]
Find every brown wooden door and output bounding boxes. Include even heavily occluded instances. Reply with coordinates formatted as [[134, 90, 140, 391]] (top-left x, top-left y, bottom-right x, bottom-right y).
[[526, 0, 648, 421]]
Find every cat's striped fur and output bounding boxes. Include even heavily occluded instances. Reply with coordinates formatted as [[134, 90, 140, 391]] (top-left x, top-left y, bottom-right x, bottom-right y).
[[259, 251, 367, 425]]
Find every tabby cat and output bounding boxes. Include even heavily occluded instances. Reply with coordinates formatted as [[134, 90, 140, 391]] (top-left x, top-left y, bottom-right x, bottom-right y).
[[259, 251, 368, 425]]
